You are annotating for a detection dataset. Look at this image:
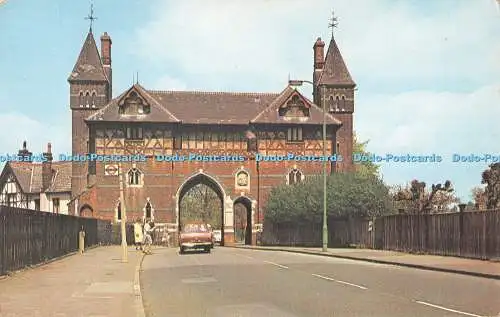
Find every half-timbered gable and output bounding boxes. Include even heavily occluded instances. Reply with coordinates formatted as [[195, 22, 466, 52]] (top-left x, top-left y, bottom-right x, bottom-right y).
[[0, 143, 71, 214]]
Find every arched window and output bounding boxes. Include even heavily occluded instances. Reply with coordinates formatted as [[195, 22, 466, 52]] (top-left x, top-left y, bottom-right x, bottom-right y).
[[91, 91, 97, 106], [79, 91, 84, 106], [116, 202, 122, 221], [340, 95, 346, 110], [128, 168, 142, 185], [85, 91, 90, 106], [328, 96, 337, 112], [145, 202, 152, 219], [288, 169, 303, 185]]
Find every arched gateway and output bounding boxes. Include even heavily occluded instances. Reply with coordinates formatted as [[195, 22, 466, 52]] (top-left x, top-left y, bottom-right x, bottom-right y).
[[175, 171, 230, 246], [67, 24, 356, 247]]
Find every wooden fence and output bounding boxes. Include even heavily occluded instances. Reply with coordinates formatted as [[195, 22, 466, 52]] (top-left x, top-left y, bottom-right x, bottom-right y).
[[262, 209, 500, 260], [0, 206, 119, 276]]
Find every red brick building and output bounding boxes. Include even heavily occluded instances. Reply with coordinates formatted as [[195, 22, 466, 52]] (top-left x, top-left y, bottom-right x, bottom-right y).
[[67, 26, 356, 245]]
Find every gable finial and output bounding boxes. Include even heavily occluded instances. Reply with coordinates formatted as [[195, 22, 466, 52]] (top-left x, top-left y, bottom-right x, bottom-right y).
[[85, 1, 97, 33], [328, 10, 338, 38], [136, 71, 139, 84]]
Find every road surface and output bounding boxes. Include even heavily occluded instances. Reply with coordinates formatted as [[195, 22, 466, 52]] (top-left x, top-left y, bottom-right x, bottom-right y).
[[140, 247, 500, 317]]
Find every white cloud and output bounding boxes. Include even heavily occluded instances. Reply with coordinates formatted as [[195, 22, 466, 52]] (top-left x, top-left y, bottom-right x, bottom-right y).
[[0, 113, 70, 158], [134, 0, 499, 89], [132, 0, 499, 200], [356, 84, 500, 154]]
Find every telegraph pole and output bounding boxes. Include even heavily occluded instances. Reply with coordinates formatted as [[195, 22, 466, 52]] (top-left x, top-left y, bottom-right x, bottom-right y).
[[119, 162, 128, 263]]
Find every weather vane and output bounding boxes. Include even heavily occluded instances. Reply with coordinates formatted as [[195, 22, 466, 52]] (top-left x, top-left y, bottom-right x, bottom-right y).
[[328, 10, 338, 37], [85, 2, 97, 32]]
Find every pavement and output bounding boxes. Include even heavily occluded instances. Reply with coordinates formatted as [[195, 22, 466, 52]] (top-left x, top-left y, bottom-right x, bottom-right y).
[[0, 246, 145, 317], [141, 247, 500, 317], [230, 245, 500, 280]]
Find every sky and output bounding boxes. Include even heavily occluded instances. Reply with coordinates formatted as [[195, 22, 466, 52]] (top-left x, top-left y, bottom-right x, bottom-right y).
[[0, 0, 499, 203]]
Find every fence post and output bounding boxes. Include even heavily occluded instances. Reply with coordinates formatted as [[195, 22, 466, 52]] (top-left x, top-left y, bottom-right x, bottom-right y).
[[79, 226, 85, 254], [1, 210, 5, 275], [458, 203, 466, 256]]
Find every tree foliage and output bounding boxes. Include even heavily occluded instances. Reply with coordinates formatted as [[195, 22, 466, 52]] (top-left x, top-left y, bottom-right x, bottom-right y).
[[391, 179, 458, 213], [470, 186, 487, 210], [180, 184, 222, 229], [353, 132, 380, 177], [481, 163, 500, 209], [265, 172, 394, 222]]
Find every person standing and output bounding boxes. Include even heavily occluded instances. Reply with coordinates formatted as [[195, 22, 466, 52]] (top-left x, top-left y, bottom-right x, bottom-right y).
[[134, 219, 144, 251], [143, 221, 154, 254]]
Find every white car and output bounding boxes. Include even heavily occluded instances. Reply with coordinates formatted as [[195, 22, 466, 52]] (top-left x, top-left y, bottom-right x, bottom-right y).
[[212, 230, 222, 244]]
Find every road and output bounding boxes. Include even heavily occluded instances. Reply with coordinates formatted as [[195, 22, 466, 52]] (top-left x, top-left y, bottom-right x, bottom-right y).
[[140, 247, 500, 317]]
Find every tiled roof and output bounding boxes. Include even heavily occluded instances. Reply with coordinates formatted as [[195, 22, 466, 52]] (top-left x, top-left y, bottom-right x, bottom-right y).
[[148, 90, 277, 124], [68, 31, 108, 82], [318, 36, 356, 87], [86, 84, 340, 126], [6, 161, 71, 194], [86, 84, 180, 123], [250, 86, 341, 125]]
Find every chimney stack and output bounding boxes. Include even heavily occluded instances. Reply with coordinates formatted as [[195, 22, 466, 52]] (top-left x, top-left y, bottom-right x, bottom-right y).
[[313, 37, 325, 70], [100, 32, 112, 99], [42, 143, 53, 192], [313, 37, 325, 104], [18, 141, 33, 162]]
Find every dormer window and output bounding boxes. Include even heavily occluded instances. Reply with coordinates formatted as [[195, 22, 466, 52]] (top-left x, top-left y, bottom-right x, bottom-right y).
[[279, 95, 310, 118], [119, 91, 151, 115]]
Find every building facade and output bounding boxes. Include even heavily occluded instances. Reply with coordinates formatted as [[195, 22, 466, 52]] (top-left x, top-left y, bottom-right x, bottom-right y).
[[67, 26, 356, 245], [0, 142, 71, 214]]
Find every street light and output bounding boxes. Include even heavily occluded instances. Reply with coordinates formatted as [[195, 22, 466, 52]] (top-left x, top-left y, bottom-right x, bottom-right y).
[[118, 162, 128, 263], [288, 79, 328, 252]]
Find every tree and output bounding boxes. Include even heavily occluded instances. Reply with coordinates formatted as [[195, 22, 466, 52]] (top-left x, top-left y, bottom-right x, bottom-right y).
[[470, 186, 487, 210], [392, 179, 457, 213], [353, 132, 380, 177], [179, 184, 222, 228], [481, 163, 500, 210], [265, 173, 394, 223]]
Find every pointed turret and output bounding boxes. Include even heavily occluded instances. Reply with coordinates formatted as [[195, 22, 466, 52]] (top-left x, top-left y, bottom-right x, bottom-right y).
[[68, 31, 108, 83], [318, 36, 355, 87]]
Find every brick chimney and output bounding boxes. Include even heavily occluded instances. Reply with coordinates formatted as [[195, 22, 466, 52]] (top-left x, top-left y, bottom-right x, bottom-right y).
[[313, 37, 325, 70], [42, 143, 53, 192], [313, 37, 325, 104], [100, 32, 112, 98], [18, 140, 33, 162]]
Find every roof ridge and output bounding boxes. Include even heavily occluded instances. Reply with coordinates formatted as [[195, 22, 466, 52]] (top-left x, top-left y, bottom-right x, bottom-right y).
[[148, 90, 279, 96]]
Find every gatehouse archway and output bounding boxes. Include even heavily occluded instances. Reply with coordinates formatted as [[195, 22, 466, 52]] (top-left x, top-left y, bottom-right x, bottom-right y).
[[176, 172, 226, 246], [233, 196, 253, 245]]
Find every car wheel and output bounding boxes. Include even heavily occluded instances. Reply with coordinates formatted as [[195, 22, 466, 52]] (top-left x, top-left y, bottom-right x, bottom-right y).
[[179, 247, 185, 254], [205, 247, 211, 253]]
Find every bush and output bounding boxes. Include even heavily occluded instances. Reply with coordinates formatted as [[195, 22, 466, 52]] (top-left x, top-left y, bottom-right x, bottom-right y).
[[265, 172, 394, 223]]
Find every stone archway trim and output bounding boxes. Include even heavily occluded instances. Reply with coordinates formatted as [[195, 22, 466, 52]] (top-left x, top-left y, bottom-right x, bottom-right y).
[[175, 171, 233, 232]]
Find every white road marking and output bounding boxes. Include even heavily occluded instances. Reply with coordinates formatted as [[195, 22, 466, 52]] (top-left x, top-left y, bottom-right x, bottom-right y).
[[234, 253, 255, 260], [311, 273, 367, 290], [263, 261, 289, 269], [415, 301, 485, 317]]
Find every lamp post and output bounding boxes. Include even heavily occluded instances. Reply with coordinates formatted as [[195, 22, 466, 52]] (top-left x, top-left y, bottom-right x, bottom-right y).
[[289, 79, 328, 252], [118, 162, 128, 263]]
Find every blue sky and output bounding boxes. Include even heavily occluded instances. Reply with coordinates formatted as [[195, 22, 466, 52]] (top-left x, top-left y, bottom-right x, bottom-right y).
[[0, 0, 499, 203]]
